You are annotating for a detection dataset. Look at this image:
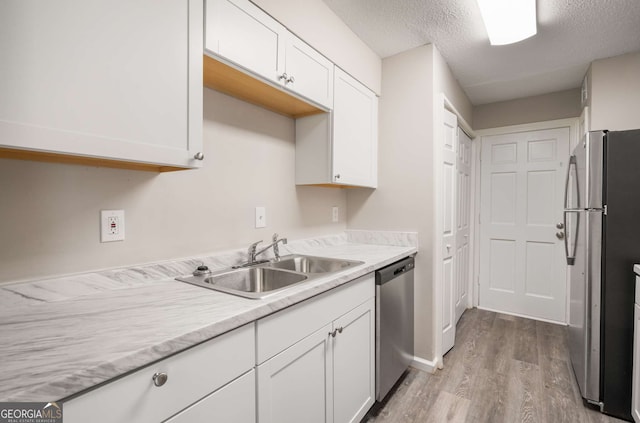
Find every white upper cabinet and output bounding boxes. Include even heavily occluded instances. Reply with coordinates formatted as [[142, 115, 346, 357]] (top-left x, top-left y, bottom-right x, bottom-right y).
[[296, 68, 378, 188], [0, 0, 204, 171], [205, 0, 285, 86], [204, 0, 333, 110], [283, 34, 334, 109], [332, 68, 378, 187]]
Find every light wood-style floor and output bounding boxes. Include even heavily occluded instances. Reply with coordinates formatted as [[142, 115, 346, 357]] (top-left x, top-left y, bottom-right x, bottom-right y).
[[363, 308, 627, 423]]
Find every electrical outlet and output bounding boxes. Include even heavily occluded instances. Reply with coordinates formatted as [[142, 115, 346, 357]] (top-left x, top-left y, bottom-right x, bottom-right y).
[[101, 210, 125, 242], [331, 206, 339, 223], [255, 206, 266, 228]]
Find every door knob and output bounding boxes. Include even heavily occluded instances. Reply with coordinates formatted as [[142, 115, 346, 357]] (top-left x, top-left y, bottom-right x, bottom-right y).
[[556, 222, 564, 229], [556, 231, 565, 240]]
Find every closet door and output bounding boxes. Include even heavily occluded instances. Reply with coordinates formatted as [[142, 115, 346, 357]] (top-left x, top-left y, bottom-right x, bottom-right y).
[[441, 109, 457, 354], [455, 128, 472, 323]]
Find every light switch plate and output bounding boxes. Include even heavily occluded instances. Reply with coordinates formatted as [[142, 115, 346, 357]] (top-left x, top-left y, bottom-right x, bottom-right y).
[[255, 206, 266, 228], [101, 210, 125, 242]]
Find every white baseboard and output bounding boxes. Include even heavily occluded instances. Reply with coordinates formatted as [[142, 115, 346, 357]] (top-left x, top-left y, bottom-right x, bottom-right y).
[[411, 356, 437, 374]]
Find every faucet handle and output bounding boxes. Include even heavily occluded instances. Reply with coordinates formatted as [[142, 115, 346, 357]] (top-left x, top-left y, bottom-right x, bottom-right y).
[[248, 240, 263, 253]]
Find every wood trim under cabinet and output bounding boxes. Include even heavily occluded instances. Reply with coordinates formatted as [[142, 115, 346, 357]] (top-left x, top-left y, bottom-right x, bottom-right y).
[[297, 183, 362, 189], [0, 147, 186, 172], [203, 54, 326, 119]]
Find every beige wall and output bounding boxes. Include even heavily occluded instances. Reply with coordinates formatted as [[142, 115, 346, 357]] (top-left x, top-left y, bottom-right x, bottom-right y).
[[252, 0, 382, 95], [347, 44, 435, 361], [473, 88, 582, 130], [0, 89, 347, 283], [347, 44, 471, 362], [590, 51, 640, 131], [433, 47, 473, 125]]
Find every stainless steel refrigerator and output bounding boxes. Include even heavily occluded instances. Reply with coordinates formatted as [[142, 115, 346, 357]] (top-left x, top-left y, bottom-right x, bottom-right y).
[[565, 129, 640, 421]]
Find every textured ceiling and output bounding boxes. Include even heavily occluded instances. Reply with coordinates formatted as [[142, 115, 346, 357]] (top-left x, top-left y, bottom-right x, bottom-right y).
[[322, 0, 640, 105]]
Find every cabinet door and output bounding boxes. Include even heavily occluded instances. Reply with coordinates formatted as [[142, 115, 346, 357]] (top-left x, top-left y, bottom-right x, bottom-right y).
[[258, 324, 333, 423], [633, 302, 640, 423], [166, 370, 256, 423], [205, 0, 285, 85], [64, 323, 255, 423], [333, 298, 375, 423], [332, 68, 378, 188], [0, 0, 203, 169], [284, 35, 334, 109]]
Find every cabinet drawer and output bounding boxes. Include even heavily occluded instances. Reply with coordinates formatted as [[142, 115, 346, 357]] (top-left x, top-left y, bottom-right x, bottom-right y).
[[166, 370, 256, 423], [64, 323, 255, 423], [257, 274, 374, 364]]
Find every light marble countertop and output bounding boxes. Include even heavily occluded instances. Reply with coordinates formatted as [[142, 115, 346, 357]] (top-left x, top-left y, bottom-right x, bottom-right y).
[[0, 231, 417, 402]]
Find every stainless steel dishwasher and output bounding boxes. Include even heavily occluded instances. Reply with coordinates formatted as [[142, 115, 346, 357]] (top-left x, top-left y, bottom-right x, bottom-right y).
[[375, 255, 415, 401]]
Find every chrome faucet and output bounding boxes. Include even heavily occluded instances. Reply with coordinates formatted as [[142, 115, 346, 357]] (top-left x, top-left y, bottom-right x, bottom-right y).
[[235, 233, 288, 268]]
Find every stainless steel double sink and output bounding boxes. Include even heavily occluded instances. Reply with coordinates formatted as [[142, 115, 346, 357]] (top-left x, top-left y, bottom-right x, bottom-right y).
[[176, 255, 363, 299]]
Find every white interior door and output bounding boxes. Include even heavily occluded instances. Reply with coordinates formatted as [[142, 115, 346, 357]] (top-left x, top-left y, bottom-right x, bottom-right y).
[[441, 109, 457, 354], [455, 128, 472, 323], [479, 127, 570, 322]]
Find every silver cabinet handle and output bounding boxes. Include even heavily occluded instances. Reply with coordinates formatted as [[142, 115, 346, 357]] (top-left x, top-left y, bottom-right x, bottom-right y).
[[193, 152, 204, 160], [335, 174, 341, 180], [278, 73, 288, 82], [329, 327, 344, 337], [287, 75, 295, 84], [152, 372, 168, 387], [556, 222, 564, 229], [556, 231, 565, 240]]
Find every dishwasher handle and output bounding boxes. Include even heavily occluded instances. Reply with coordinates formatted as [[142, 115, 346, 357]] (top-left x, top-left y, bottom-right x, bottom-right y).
[[376, 256, 415, 285]]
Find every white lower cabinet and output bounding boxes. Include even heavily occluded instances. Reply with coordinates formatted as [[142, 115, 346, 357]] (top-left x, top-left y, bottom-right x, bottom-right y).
[[166, 370, 255, 423], [257, 324, 333, 423], [333, 299, 375, 423], [63, 323, 255, 423], [257, 274, 375, 423], [62, 274, 375, 423]]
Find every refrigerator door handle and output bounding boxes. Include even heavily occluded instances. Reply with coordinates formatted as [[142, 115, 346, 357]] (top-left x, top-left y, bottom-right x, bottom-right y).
[[564, 155, 578, 209], [564, 210, 579, 265]]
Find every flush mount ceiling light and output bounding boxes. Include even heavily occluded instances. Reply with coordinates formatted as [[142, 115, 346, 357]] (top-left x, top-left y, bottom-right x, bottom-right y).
[[476, 0, 537, 45]]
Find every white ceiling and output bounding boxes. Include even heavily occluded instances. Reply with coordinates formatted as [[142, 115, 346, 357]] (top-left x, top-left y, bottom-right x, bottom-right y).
[[322, 0, 640, 105]]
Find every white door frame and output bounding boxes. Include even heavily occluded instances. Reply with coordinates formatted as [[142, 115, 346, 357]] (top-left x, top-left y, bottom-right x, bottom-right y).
[[432, 94, 475, 367], [471, 118, 580, 324]]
